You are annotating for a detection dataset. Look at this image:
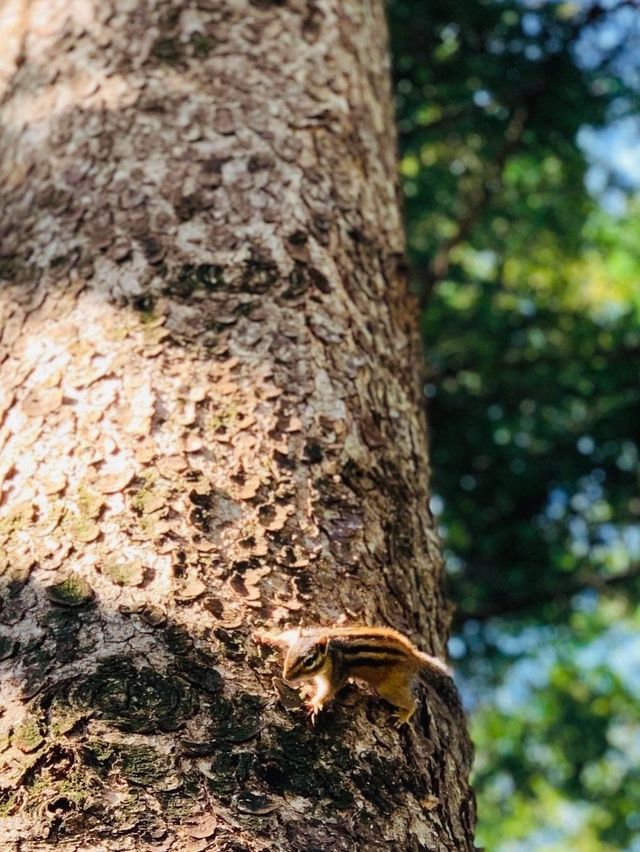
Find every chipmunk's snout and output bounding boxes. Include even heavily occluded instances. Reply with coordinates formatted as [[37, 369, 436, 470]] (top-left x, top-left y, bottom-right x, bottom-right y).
[[282, 657, 299, 681]]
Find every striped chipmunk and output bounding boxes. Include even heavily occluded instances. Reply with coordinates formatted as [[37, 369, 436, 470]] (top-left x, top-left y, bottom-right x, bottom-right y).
[[254, 624, 452, 725]]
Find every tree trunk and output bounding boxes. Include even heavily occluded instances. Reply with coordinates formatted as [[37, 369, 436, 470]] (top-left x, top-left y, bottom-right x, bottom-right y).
[[0, 1, 475, 849]]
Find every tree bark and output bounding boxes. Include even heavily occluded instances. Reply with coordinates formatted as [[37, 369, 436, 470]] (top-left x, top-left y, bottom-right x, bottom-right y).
[[0, 1, 475, 849]]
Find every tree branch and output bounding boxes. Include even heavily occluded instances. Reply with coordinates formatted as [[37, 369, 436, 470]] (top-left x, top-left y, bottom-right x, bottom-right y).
[[416, 1, 630, 308]]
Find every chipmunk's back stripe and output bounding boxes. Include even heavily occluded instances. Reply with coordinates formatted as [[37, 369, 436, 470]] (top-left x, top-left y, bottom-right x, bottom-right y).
[[345, 655, 401, 668], [329, 631, 408, 644], [335, 641, 406, 658]]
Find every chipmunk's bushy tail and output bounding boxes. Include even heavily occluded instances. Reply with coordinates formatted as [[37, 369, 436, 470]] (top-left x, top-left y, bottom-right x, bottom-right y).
[[416, 650, 453, 678]]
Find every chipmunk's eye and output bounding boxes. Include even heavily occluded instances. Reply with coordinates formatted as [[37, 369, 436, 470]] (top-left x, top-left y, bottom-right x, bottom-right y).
[[302, 652, 318, 668]]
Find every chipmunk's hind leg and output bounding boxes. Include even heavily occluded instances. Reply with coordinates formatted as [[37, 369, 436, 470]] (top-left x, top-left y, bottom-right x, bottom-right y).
[[375, 668, 418, 726]]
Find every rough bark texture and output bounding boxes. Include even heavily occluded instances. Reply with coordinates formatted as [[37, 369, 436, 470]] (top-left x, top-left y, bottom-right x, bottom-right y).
[[0, 1, 475, 849]]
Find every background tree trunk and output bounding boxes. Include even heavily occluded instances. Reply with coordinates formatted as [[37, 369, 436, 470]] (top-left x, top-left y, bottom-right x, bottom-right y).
[[0, 1, 475, 849]]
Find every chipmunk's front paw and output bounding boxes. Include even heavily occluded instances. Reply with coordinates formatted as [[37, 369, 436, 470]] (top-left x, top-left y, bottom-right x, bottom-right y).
[[305, 699, 324, 725]]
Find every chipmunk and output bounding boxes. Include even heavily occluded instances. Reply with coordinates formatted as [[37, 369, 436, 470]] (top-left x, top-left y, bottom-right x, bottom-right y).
[[254, 625, 452, 725]]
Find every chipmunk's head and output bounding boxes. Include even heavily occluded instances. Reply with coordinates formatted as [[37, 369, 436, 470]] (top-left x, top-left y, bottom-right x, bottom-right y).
[[283, 633, 329, 681]]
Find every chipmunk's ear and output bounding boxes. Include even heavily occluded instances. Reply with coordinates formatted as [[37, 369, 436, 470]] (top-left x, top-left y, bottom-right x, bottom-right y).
[[275, 627, 302, 648], [318, 635, 329, 655]]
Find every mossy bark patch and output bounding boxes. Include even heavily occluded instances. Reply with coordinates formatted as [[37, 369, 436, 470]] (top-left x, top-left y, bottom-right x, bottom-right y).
[[101, 559, 146, 586], [13, 716, 44, 754], [45, 573, 94, 607], [116, 744, 174, 786]]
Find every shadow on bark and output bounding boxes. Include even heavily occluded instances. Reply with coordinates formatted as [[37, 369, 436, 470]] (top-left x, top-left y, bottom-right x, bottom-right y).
[[0, 568, 470, 848]]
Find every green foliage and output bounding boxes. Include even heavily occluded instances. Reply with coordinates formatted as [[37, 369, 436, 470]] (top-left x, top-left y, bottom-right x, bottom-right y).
[[389, 0, 640, 848], [472, 608, 640, 850], [425, 270, 640, 626]]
